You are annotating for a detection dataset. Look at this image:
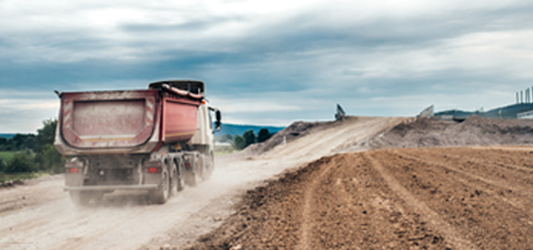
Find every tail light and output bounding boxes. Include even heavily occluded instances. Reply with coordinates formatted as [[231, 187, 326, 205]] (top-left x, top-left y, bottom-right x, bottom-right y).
[[146, 167, 162, 174], [66, 167, 80, 174], [183, 155, 195, 168], [65, 157, 83, 173], [144, 161, 162, 174]]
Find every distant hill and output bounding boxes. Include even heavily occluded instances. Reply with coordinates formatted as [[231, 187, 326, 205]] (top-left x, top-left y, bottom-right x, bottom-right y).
[[0, 134, 16, 139], [0, 124, 283, 140], [217, 123, 285, 137]]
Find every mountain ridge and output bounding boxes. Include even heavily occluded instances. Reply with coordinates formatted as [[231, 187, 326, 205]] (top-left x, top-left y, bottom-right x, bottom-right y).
[[0, 123, 286, 139]]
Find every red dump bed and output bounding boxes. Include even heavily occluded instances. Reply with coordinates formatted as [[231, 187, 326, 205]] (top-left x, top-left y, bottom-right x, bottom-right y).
[[56, 87, 202, 154]]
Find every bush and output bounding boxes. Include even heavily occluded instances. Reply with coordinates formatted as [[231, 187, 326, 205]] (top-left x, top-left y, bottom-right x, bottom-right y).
[[242, 130, 256, 147], [257, 128, 271, 143], [40, 144, 64, 173], [5, 153, 37, 173], [233, 135, 246, 150], [0, 159, 5, 172], [36, 119, 57, 152]]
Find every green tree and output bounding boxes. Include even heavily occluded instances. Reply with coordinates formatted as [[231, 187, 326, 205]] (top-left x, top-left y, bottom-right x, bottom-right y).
[[5, 153, 36, 173], [36, 119, 57, 153], [233, 135, 246, 150], [33, 119, 63, 172], [0, 159, 5, 172], [0, 137, 6, 151], [242, 130, 256, 148], [257, 128, 271, 143], [40, 144, 64, 173], [10, 134, 33, 151]]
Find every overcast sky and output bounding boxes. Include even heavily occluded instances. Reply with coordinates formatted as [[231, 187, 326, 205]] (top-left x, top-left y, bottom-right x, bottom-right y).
[[1, 0, 533, 133]]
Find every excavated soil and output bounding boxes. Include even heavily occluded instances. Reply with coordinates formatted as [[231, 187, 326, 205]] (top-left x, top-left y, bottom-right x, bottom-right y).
[[370, 116, 533, 149], [186, 147, 533, 250]]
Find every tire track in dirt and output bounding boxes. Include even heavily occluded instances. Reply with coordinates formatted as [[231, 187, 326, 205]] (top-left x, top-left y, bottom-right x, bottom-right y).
[[308, 153, 449, 249], [395, 149, 533, 213], [378, 148, 533, 249], [295, 156, 336, 250], [396, 151, 532, 215], [405, 148, 533, 190], [436, 148, 533, 188], [363, 152, 477, 250], [394, 151, 524, 194], [188, 147, 533, 249]]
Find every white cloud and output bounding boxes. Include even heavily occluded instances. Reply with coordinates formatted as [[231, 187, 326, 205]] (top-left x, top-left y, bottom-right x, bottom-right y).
[[1, 0, 533, 131]]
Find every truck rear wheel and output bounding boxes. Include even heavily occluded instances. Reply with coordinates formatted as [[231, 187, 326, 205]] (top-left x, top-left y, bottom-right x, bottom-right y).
[[70, 191, 90, 206], [170, 162, 179, 196], [184, 170, 197, 187], [200, 153, 214, 181], [150, 170, 170, 204], [69, 191, 103, 206], [177, 160, 185, 191]]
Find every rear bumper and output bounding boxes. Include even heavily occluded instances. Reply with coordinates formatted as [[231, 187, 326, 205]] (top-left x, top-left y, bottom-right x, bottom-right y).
[[64, 184, 158, 192]]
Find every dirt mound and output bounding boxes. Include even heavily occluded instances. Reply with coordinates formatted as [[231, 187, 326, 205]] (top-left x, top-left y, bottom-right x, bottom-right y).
[[185, 147, 533, 250], [370, 116, 533, 149], [244, 120, 338, 155]]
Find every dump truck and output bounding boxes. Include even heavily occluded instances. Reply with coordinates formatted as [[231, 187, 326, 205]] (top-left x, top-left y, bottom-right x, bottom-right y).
[[54, 80, 221, 205]]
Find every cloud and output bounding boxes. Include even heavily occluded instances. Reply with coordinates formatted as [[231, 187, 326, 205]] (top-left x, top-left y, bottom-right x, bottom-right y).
[[1, 0, 533, 132]]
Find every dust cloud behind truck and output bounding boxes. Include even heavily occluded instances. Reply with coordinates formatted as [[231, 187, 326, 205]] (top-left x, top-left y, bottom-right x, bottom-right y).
[[54, 80, 221, 205]]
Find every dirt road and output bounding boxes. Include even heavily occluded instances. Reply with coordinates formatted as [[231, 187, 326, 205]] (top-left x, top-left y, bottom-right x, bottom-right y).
[[189, 147, 533, 250], [0, 117, 403, 250]]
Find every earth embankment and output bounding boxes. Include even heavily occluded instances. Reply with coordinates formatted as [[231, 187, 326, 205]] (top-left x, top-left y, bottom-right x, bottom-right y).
[[369, 116, 533, 149]]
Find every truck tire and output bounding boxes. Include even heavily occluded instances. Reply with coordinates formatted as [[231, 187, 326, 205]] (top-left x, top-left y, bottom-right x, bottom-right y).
[[150, 170, 170, 204], [170, 162, 179, 196], [69, 191, 104, 206], [201, 153, 214, 181], [92, 191, 104, 205], [184, 170, 197, 187], [69, 191, 90, 206], [177, 160, 185, 191]]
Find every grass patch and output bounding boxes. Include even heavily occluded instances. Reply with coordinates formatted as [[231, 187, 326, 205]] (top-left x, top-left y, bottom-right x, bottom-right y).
[[215, 150, 240, 156], [0, 151, 16, 162], [214, 144, 239, 155], [0, 171, 50, 183]]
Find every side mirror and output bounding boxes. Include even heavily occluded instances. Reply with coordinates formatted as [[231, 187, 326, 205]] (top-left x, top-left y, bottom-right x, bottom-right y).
[[215, 110, 221, 132]]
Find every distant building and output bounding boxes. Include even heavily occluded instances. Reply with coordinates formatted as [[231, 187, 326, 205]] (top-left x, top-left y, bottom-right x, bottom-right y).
[[433, 103, 533, 120]]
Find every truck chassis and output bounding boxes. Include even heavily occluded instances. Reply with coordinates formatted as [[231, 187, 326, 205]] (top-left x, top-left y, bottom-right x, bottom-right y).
[[64, 147, 214, 205]]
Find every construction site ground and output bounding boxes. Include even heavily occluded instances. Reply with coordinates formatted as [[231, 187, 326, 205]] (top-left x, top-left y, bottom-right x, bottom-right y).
[[187, 147, 533, 250], [2, 116, 533, 249]]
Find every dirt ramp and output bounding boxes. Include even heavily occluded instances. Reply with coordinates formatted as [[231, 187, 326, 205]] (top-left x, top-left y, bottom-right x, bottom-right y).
[[244, 121, 335, 155], [245, 116, 405, 157], [185, 147, 533, 250], [370, 116, 533, 149]]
